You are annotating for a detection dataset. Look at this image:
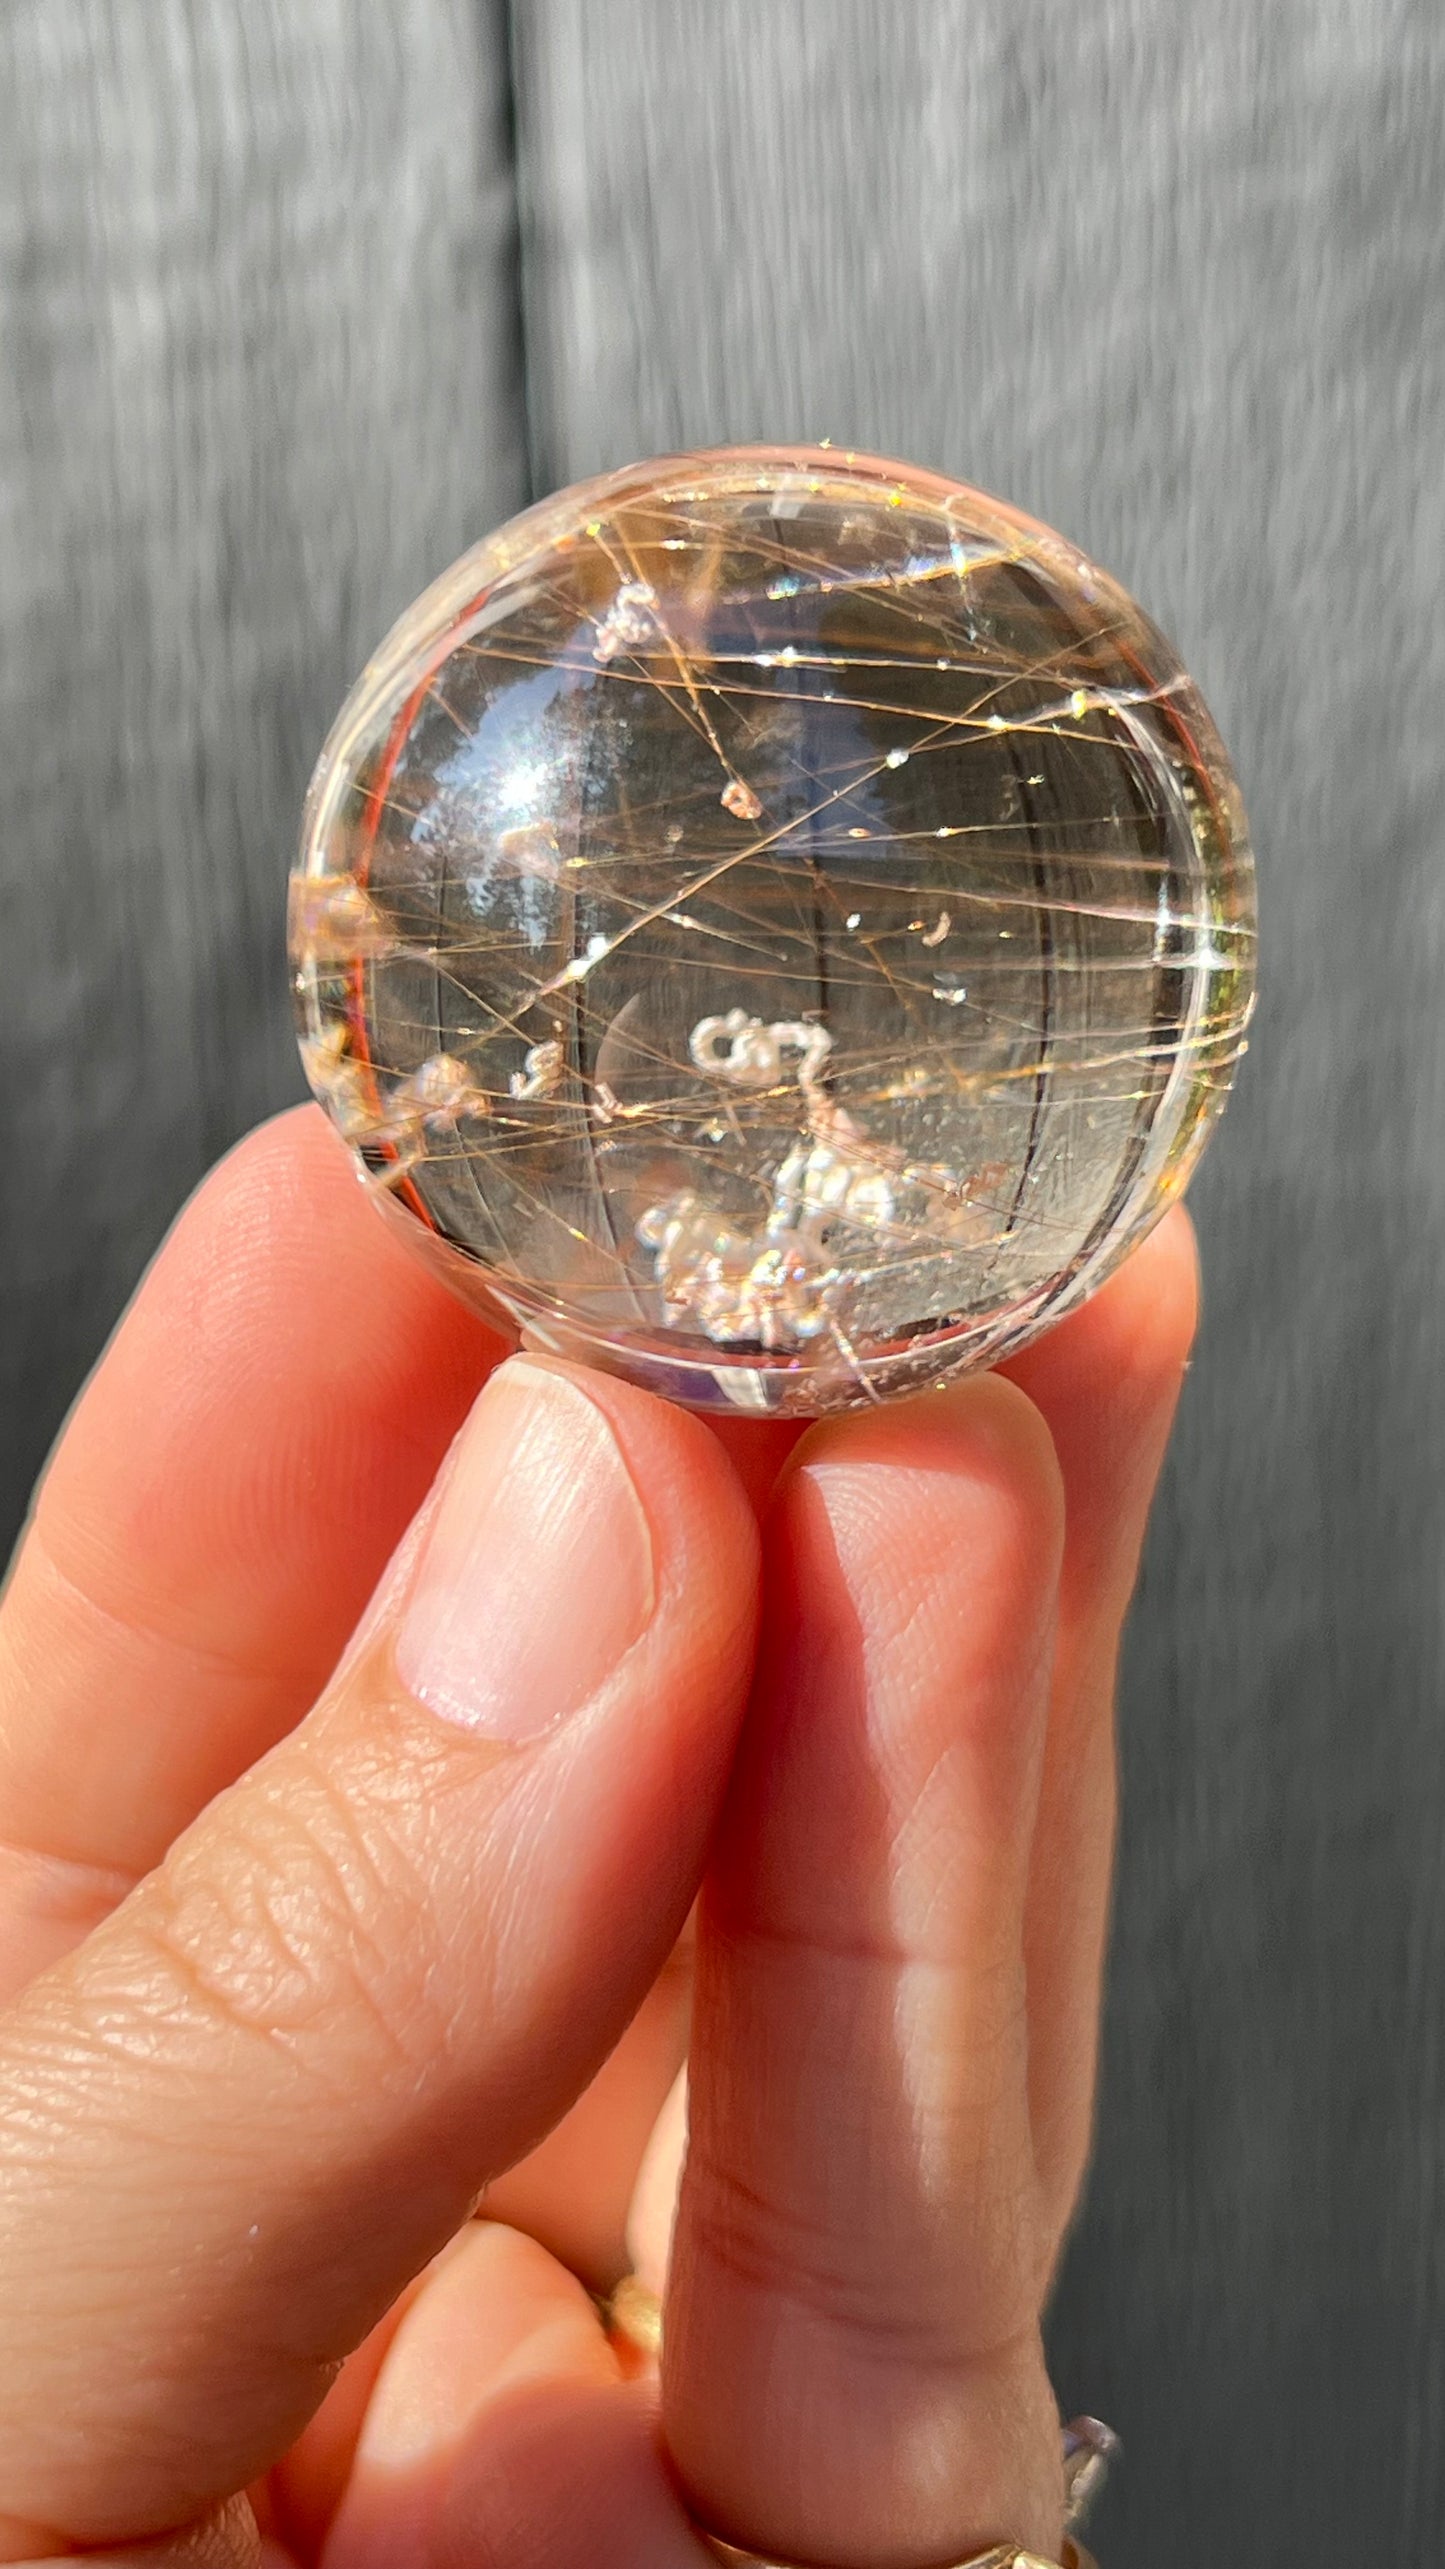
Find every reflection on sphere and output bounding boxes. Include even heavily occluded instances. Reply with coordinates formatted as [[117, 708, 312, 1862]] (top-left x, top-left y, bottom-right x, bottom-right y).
[[291, 446, 1256, 1415]]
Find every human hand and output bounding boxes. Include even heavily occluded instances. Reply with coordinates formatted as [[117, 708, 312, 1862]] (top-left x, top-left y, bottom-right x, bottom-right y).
[[0, 1107, 1196, 2567]]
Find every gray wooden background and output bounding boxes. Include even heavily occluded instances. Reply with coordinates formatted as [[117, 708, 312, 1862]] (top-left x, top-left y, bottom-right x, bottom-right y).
[[3, 2, 1443, 2560]]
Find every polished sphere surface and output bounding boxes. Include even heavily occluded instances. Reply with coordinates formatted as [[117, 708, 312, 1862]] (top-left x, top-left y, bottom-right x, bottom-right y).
[[290, 446, 1256, 1414]]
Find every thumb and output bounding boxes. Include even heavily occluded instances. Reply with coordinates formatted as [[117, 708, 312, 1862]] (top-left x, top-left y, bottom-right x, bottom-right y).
[[0, 1359, 758, 2559]]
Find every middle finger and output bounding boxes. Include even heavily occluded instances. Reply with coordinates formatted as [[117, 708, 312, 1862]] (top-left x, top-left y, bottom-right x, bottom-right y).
[[665, 1372, 1068, 2568]]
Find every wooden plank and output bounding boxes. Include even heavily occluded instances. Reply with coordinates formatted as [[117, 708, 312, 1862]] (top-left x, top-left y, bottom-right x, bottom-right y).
[[514, 4, 1445, 2560], [0, 0, 529, 1536]]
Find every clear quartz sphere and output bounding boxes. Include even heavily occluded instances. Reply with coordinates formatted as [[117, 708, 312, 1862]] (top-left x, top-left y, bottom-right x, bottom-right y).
[[291, 446, 1256, 1416]]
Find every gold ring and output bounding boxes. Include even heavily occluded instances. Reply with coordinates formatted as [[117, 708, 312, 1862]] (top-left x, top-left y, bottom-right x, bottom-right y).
[[696, 2540, 1096, 2569], [605, 2275, 1113, 2569]]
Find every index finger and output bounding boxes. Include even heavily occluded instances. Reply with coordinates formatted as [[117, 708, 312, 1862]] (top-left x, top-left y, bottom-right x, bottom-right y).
[[0, 1106, 502, 1996]]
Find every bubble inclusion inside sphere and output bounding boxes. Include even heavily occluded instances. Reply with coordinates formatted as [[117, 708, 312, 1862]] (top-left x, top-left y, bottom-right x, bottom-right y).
[[291, 447, 1256, 1416]]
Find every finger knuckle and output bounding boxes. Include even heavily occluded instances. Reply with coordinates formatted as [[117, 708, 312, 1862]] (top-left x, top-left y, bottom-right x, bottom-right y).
[[684, 2137, 1040, 2375], [130, 1742, 454, 2092]]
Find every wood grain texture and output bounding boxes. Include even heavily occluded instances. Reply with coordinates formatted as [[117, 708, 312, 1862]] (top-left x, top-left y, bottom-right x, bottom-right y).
[[511, 5, 1445, 2563], [0, 0, 529, 1532]]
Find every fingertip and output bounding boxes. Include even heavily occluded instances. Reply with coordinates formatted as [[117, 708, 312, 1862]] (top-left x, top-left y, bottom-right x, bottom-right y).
[[1001, 1202, 1200, 1428], [1100, 1200, 1201, 1381], [205, 1097, 354, 1214], [174, 1102, 512, 1394], [785, 1366, 1066, 1630], [324, 2225, 619, 2568], [438, 2369, 698, 2569], [37, 1100, 505, 1616], [721, 1368, 1065, 1947], [360, 2224, 615, 2471], [511, 1359, 762, 1665]]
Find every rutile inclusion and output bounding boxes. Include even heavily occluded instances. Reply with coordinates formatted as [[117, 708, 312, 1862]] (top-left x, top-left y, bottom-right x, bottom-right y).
[[290, 445, 1256, 1415]]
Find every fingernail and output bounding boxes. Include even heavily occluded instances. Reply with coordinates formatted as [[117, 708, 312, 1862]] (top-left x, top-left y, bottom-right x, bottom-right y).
[[395, 1362, 655, 1739]]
